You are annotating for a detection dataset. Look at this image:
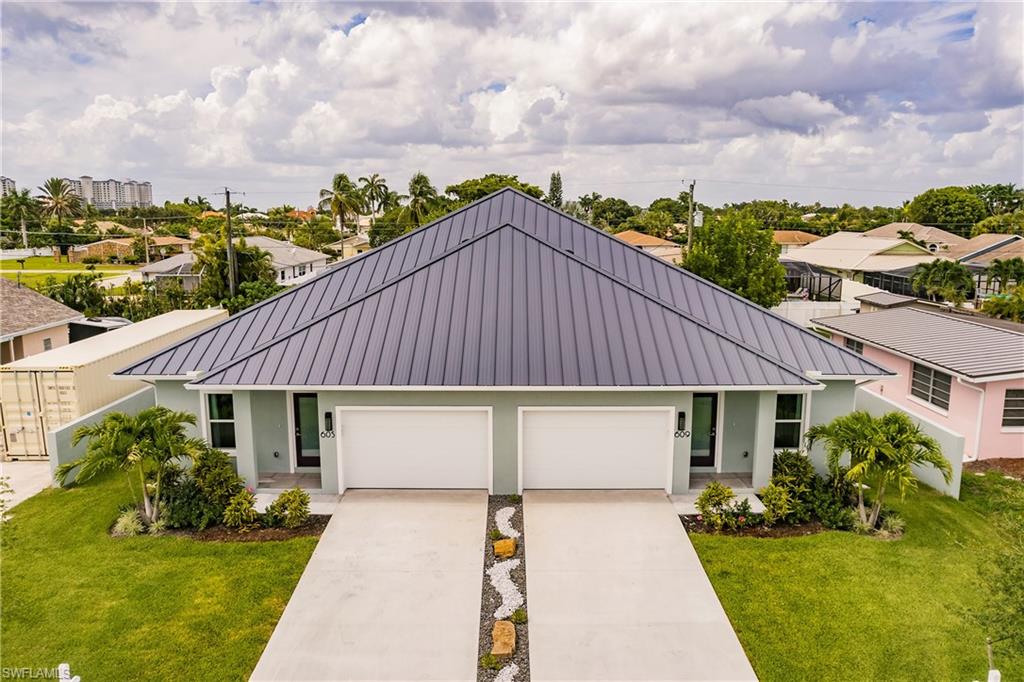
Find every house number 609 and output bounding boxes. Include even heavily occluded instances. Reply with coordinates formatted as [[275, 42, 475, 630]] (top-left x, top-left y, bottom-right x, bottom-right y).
[[674, 430, 690, 438]]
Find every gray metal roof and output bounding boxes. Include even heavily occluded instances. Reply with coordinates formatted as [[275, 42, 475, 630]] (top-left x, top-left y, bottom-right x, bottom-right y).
[[118, 188, 889, 385], [812, 307, 1024, 379], [853, 291, 916, 308]]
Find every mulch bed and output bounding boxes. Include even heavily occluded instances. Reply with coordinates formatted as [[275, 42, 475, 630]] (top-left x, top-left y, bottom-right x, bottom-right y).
[[165, 514, 330, 542], [680, 514, 826, 538], [964, 458, 1024, 480], [478, 494, 530, 682]]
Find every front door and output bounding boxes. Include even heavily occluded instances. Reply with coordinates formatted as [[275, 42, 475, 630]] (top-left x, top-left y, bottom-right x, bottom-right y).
[[293, 393, 321, 468], [690, 393, 718, 467]]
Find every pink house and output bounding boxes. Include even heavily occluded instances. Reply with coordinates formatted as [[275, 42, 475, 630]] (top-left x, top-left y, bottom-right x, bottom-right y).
[[812, 307, 1024, 461]]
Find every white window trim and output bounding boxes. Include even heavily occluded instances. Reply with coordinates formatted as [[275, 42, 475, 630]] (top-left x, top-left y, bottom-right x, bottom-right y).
[[200, 391, 238, 456], [774, 392, 809, 452], [909, 363, 952, 413], [905, 393, 950, 417], [335, 406, 493, 495], [516, 406, 675, 495], [1000, 389, 1024, 431]]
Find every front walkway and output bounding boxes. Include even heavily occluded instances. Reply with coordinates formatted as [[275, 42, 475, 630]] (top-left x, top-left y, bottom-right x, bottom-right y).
[[524, 490, 757, 681], [250, 489, 487, 681], [0, 460, 52, 509]]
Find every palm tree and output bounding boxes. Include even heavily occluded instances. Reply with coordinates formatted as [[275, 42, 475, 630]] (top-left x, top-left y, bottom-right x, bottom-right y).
[[406, 172, 439, 227], [3, 188, 38, 248], [910, 259, 974, 305], [56, 407, 205, 524], [318, 173, 365, 234], [358, 173, 390, 215], [36, 177, 82, 234], [987, 258, 1024, 294], [806, 411, 951, 528]]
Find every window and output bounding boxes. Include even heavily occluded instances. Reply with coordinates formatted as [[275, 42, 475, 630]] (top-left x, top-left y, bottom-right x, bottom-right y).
[[1003, 390, 1024, 428], [298, 264, 306, 276], [844, 338, 863, 354], [42, 338, 53, 351], [206, 393, 236, 449], [910, 363, 952, 410], [774, 394, 804, 450], [279, 270, 285, 281]]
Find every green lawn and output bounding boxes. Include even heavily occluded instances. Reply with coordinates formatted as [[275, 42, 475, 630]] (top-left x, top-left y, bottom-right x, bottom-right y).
[[691, 472, 1023, 681], [0, 475, 319, 680], [0, 256, 133, 271]]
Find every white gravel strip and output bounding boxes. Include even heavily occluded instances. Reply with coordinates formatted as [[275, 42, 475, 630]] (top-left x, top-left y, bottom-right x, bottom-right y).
[[494, 662, 519, 682], [487, 558, 524, 619], [495, 506, 521, 538]]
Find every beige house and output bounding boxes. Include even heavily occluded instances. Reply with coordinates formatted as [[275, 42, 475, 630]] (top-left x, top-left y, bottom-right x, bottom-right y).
[[0, 279, 82, 364], [613, 230, 683, 263], [326, 234, 371, 260], [773, 230, 821, 254], [863, 222, 967, 254], [781, 231, 940, 280]]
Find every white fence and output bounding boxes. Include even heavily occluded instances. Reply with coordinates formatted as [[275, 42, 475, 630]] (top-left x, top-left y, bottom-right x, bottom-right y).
[[0, 248, 53, 260]]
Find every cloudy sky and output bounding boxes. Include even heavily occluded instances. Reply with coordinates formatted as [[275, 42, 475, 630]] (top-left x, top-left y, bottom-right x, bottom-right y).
[[2, 1, 1022, 210]]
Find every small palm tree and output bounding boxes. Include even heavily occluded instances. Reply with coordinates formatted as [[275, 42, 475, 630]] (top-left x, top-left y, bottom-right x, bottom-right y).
[[36, 177, 82, 234], [56, 407, 205, 524], [358, 173, 390, 215], [319, 173, 366, 235], [3, 188, 39, 248], [910, 259, 974, 305], [987, 258, 1024, 294], [406, 171, 439, 227], [806, 411, 951, 528]]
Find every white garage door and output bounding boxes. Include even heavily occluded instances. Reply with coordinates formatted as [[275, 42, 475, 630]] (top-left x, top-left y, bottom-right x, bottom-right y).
[[337, 408, 490, 491], [520, 408, 673, 491]]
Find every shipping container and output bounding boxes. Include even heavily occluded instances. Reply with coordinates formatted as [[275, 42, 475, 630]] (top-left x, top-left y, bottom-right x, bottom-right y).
[[0, 308, 227, 459]]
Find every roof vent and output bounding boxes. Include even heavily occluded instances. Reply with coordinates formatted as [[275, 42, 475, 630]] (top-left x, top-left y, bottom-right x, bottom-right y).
[[565, 247, 574, 254]]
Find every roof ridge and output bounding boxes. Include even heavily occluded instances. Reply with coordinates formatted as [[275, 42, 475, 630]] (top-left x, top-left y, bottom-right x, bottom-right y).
[[508, 225, 815, 386], [192, 221, 514, 384], [497, 188, 888, 376]]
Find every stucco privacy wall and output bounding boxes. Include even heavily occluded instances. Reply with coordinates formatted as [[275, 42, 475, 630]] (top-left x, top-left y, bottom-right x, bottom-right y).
[[807, 380, 856, 473], [48, 386, 155, 485], [856, 387, 964, 498]]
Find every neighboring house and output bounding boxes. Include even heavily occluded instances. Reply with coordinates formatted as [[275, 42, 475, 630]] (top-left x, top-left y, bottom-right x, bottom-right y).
[[72, 220, 139, 234], [115, 189, 890, 497], [782, 231, 940, 281], [238, 236, 330, 285], [863, 222, 967, 253], [773, 230, 821, 254], [287, 209, 317, 222], [953, 235, 1024, 296], [813, 307, 1024, 460], [65, 236, 193, 263], [325, 235, 371, 260], [854, 291, 917, 313], [200, 211, 226, 219], [773, 277, 883, 327], [137, 253, 204, 291], [613, 230, 683, 263], [0, 279, 82, 364]]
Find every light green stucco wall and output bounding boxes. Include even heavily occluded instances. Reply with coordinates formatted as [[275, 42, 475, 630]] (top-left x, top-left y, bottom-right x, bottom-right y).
[[251, 391, 290, 474], [807, 380, 856, 474], [154, 380, 202, 438]]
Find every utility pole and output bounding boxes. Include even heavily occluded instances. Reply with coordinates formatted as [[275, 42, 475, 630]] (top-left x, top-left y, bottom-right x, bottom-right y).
[[685, 179, 696, 252], [142, 217, 150, 264], [222, 188, 237, 297]]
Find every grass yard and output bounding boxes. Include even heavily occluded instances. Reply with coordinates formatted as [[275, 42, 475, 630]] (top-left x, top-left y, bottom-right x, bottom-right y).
[[0, 474, 319, 680], [691, 472, 1023, 681], [0, 256, 133, 271]]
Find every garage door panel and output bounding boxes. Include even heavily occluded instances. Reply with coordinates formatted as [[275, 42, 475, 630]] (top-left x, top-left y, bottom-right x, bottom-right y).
[[338, 409, 490, 490], [522, 409, 671, 490]]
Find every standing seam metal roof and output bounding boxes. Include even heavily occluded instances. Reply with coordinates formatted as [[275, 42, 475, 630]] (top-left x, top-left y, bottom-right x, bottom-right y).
[[117, 188, 889, 384]]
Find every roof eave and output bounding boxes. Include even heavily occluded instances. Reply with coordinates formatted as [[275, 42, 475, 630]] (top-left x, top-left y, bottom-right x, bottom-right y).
[[184, 382, 827, 392]]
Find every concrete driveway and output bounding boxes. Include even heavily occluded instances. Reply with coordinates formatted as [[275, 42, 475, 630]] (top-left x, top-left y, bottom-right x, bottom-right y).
[[0, 460, 52, 509], [524, 490, 757, 681], [251, 490, 487, 681]]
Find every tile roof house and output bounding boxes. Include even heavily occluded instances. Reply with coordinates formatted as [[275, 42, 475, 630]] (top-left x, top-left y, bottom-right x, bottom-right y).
[[813, 307, 1024, 462], [772, 230, 821, 254], [114, 189, 891, 497], [0, 278, 82, 363], [612, 230, 683, 263], [863, 222, 967, 253]]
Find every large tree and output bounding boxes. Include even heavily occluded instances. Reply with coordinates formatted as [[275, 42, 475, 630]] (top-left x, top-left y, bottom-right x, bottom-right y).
[[546, 172, 563, 208], [967, 183, 1024, 216], [358, 173, 390, 215], [681, 212, 787, 308], [3, 188, 38, 248], [590, 196, 640, 231], [193, 234, 276, 308], [318, 173, 365, 233], [904, 186, 987, 232], [407, 171, 441, 226], [36, 177, 82, 235], [620, 209, 676, 240], [444, 173, 544, 203], [971, 211, 1024, 238]]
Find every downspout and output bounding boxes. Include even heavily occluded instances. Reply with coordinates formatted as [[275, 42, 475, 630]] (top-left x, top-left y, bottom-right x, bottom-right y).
[[957, 377, 985, 460]]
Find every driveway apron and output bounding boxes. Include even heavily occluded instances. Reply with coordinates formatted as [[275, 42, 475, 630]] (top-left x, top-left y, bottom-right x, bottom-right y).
[[524, 490, 757, 681], [251, 489, 487, 681]]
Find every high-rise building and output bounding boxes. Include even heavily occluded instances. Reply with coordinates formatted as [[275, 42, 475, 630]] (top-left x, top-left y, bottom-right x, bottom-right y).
[[61, 175, 153, 209], [0, 176, 16, 197]]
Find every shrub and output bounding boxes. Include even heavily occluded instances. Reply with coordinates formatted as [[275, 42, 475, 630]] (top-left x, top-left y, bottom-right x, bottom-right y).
[[112, 509, 144, 537], [147, 517, 167, 535], [771, 450, 817, 523], [162, 449, 244, 530], [81, 256, 102, 265], [193, 447, 244, 509], [759, 483, 792, 527], [879, 510, 906, 537], [488, 528, 503, 541], [264, 486, 310, 529], [695, 481, 736, 531], [223, 489, 259, 529], [479, 653, 503, 671], [726, 497, 755, 530], [810, 471, 856, 530], [510, 608, 528, 625]]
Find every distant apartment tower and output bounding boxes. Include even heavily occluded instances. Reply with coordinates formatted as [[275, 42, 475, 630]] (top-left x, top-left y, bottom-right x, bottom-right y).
[[62, 176, 153, 209], [0, 176, 16, 197]]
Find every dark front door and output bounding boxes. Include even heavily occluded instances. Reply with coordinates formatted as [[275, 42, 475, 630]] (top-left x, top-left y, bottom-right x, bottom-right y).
[[293, 393, 321, 468], [690, 393, 718, 467]]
